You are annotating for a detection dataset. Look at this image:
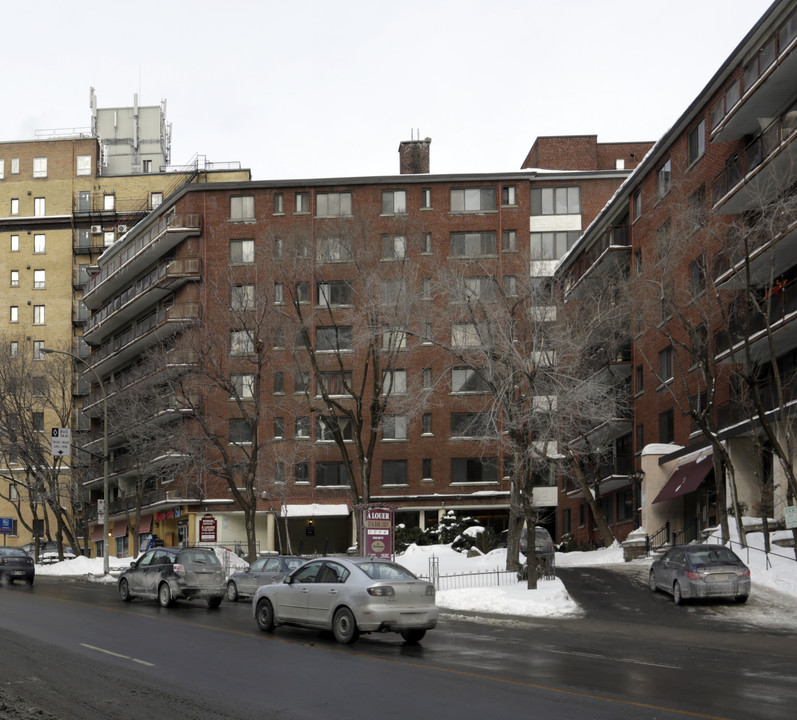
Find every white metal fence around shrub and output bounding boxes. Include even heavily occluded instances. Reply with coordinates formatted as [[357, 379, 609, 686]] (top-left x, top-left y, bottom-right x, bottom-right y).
[[419, 553, 556, 591]]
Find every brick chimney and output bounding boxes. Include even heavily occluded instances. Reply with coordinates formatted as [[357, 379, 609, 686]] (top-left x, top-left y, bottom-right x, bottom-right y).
[[399, 137, 431, 174]]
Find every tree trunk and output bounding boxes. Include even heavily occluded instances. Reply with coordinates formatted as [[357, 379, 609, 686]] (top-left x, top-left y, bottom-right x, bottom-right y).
[[568, 457, 616, 547]]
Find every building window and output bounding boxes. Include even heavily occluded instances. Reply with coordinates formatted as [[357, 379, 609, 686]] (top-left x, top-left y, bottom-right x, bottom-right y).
[[32, 411, 44, 432], [502, 186, 517, 206], [451, 323, 482, 348], [10, 306, 18, 323], [273, 372, 284, 394], [451, 367, 490, 393], [230, 195, 255, 221], [422, 368, 433, 389], [317, 281, 352, 308], [273, 282, 284, 304], [635, 364, 644, 394], [103, 194, 114, 211], [33, 341, 45, 360], [452, 276, 498, 304], [231, 284, 255, 310], [636, 423, 645, 452], [316, 326, 353, 352], [318, 236, 352, 263], [451, 457, 498, 484], [382, 460, 408, 485], [690, 391, 708, 432], [230, 239, 254, 264], [295, 371, 310, 394], [502, 230, 517, 252], [295, 192, 310, 214], [316, 462, 349, 486], [142, 159, 152, 173], [274, 417, 284, 439], [230, 418, 254, 444], [33, 157, 47, 178], [9, 341, 18, 358], [530, 231, 579, 260], [382, 326, 407, 350], [450, 231, 497, 257], [10, 198, 19, 215], [422, 232, 432, 254], [274, 193, 284, 214], [35, 197, 46, 216], [10, 235, 19, 252], [232, 373, 255, 399], [295, 416, 310, 439], [530, 187, 580, 215], [450, 188, 496, 213], [316, 192, 352, 217], [103, 231, 115, 248], [0, 159, 4, 179], [33, 305, 45, 325], [658, 409, 674, 443], [689, 255, 706, 298], [422, 413, 433, 435], [382, 190, 406, 215], [421, 188, 432, 209], [450, 412, 495, 438], [657, 158, 672, 199], [76, 155, 92, 176], [11, 158, 19, 174], [10, 270, 19, 287], [422, 458, 432, 480], [422, 321, 433, 344], [383, 369, 407, 394], [381, 234, 407, 259], [688, 119, 706, 166], [504, 276, 517, 297], [318, 371, 352, 396], [658, 347, 673, 384], [231, 330, 255, 355], [632, 191, 642, 222], [383, 415, 408, 440], [317, 415, 353, 442], [151, 192, 163, 209]]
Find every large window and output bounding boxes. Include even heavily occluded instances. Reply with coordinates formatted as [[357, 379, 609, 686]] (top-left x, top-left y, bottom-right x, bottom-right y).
[[658, 409, 674, 443], [230, 195, 255, 221], [34, 198, 45, 216], [232, 374, 255, 399], [316, 192, 352, 217], [295, 192, 310, 213], [316, 326, 353, 352], [451, 457, 498, 484], [33, 305, 45, 325], [231, 284, 255, 309], [383, 415, 408, 440], [452, 276, 498, 304], [383, 369, 407, 394], [450, 188, 496, 213], [318, 236, 352, 263], [450, 231, 497, 257], [316, 462, 349, 486], [530, 187, 580, 215], [33, 157, 47, 178], [230, 418, 254, 444], [382, 190, 406, 215], [76, 155, 92, 176], [688, 119, 706, 166], [451, 367, 490, 393], [231, 330, 255, 355], [317, 281, 352, 306], [230, 239, 254, 264], [318, 371, 352, 396], [317, 416, 353, 442], [381, 234, 407, 259], [451, 323, 482, 348], [657, 159, 672, 199], [530, 231, 579, 260], [658, 346, 673, 383], [33, 269, 45, 289], [382, 460, 408, 485], [450, 412, 495, 438]]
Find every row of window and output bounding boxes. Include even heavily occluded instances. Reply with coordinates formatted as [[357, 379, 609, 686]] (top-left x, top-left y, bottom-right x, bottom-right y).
[[229, 186, 579, 221], [9, 269, 46, 288], [9, 304, 46, 324], [8, 233, 46, 253], [8, 197, 46, 216], [0, 155, 95, 181]]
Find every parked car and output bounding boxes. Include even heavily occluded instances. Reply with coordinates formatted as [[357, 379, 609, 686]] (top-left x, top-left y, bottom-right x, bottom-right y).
[[649, 544, 751, 605], [21, 541, 75, 564], [253, 557, 438, 644], [227, 555, 306, 602], [520, 526, 555, 555], [118, 546, 226, 608], [0, 547, 35, 585]]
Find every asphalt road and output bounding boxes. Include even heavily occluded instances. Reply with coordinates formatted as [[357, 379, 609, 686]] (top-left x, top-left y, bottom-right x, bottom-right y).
[[0, 566, 795, 720]]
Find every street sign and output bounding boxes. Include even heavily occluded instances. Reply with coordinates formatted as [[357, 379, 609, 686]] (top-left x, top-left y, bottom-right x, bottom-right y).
[[199, 514, 217, 543], [97, 499, 106, 525], [361, 507, 394, 559], [0, 517, 14, 534], [51, 428, 71, 457], [785, 505, 797, 530]]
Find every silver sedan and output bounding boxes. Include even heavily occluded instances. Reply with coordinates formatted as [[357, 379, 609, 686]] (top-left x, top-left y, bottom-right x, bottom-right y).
[[649, 544, 751, 604], [226, 555, 306, 602], [252, 557, 438, 644]]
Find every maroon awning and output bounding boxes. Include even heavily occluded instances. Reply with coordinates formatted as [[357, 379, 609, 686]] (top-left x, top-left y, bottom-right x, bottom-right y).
[[138, 515, 152, 533], [653, 454, 713, 504], [91, 525, 104, 541], [112, 522, 128, 538]]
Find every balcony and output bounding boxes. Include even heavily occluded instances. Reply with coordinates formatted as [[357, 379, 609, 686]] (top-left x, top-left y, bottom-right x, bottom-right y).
[[82, 485, 202, 521], [711, 105, 797, 214], [83, 257, 201, 344], [83, 213, 202, 310], [85, 303, 200, 378], [562, 224, 630, 299], [716, 382, 797, 433]]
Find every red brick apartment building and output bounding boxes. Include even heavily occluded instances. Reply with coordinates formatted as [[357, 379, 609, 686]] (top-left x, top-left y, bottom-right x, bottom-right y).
[[556, 0, 797, 548], [78, 136, 649, 558]]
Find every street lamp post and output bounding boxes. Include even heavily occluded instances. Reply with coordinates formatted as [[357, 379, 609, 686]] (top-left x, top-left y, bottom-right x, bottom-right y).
[[42, 347, 109, 576]]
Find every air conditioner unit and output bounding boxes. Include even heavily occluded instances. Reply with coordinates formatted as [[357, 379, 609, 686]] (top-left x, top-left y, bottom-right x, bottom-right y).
[[117, 225, 128, 233], [91, 225, 102, 234]]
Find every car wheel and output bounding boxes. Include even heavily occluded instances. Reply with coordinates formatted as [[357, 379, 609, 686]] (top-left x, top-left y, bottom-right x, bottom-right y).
[[256, 598, 276, 632], [400, 629, 426, 644], [207, 595, 222, 609], [735, 594, 749, 604], [119, 578, 131, 602], [673, 581, 684, 605], [226, 581, 239, 602], [25, 575, 34, 586], [648, 570, 658, 593], [158, 582, 174, 608], [332, 607, 359, 645]]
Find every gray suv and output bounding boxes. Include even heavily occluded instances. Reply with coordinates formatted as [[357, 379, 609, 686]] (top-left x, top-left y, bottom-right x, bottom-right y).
[[118, 546, 226, 608]]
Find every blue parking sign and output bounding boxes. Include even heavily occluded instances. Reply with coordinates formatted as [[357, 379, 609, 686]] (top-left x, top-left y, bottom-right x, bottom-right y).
[[0, 517, 13, 534]]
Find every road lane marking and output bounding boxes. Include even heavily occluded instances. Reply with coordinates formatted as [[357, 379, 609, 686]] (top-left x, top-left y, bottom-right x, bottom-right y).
[[545, 647, 680, 669], [80, 643, 155, 667]]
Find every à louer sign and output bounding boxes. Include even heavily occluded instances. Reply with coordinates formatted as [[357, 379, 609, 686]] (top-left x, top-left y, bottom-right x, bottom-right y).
[[361, 507, 394, 559]]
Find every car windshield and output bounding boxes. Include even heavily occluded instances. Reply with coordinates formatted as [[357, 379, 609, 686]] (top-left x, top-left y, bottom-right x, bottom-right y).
[[687, 547, 741, 566], [357, 561, 417, 581], [0, 548, 26, 557]]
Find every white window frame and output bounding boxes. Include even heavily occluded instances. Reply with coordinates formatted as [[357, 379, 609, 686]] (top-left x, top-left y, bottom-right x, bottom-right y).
[[383, 415, 408, 440], [381, 190, 407, 215], [34, 197, 45, 216], [10, 270, 19, 287], [33, 269, 45, 289], [33, 157, 47, 178], [33, 234, 45, 253], [230, 195, 255, 221], [33, 305, 45, 325], [10, 306, 19, 323], [76, 155, 92, 176]]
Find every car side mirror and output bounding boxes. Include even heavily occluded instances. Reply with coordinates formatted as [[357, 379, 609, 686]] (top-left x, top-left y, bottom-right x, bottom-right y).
[[130, 561, 136, 567], [244, 567, 251, 573], [283, 575, 291, 584]]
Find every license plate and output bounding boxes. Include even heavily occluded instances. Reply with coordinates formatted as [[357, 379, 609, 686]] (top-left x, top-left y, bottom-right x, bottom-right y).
[[12, 570, 25, 576], [707, 573, 735, 582]]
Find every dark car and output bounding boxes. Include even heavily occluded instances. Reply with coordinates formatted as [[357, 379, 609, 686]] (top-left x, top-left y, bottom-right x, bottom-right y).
[[0, 547, 35, 585], [226, 555, 306, 602], [649, 543, 751, 605], [118, 546, 226, 608]]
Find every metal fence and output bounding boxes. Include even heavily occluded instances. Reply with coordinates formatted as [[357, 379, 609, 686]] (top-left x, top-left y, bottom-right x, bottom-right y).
[[420, 551, 556, 591]]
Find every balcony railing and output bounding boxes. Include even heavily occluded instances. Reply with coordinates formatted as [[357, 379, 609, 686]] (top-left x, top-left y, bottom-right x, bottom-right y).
[[563, 225, 629, 295]]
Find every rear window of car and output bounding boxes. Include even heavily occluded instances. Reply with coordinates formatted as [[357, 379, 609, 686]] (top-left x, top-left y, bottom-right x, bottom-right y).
[[284, 558, 305, 572], [0, 548, 26, 557], [179, 549, 221, 566], [687, 548, 741, 566], [357, 562, 417, 581]]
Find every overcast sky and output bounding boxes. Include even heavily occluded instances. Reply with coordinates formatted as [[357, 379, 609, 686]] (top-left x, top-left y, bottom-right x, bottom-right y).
[[3, 0, 776, 180]]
